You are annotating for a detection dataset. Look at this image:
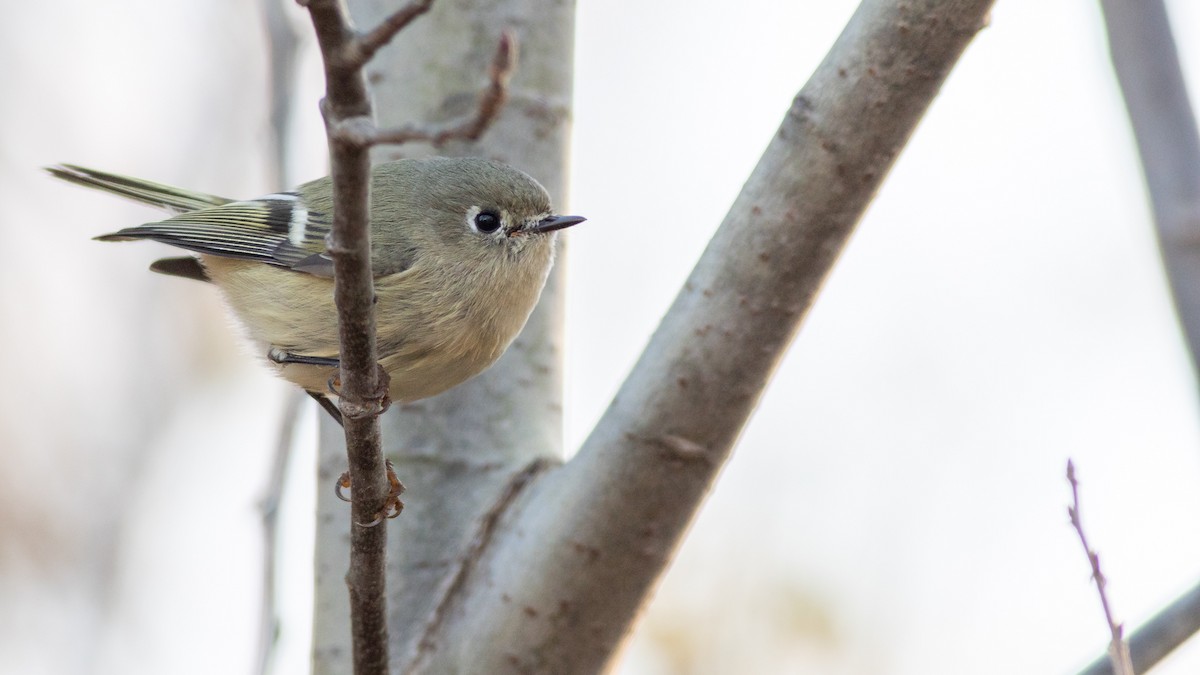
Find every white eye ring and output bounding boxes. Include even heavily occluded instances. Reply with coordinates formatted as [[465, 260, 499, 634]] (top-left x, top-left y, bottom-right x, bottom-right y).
[[465, 205, 506, 235], [474, 210, 502, 233]]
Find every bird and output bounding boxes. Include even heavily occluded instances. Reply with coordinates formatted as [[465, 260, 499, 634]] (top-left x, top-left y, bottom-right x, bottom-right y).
[[49, 158, 585, 424]]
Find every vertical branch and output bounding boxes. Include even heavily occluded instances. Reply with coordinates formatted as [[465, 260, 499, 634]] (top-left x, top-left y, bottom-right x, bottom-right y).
[[309, 0, 565, 671], [299, 2, 513, 673], [263, 0, 303, 188], [256, 391, 304, 675], [258, 7, 306, 670], [298, 2, 398, 674]]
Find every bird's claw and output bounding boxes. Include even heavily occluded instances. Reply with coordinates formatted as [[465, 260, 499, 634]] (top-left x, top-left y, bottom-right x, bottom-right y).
[[326, 364, 392, 419], [334, 459, 406, 527], [335, 471, 353, 502]]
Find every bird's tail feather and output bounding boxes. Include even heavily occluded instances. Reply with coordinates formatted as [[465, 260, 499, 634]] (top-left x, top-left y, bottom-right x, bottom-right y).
[[45, 164, 233, 214]]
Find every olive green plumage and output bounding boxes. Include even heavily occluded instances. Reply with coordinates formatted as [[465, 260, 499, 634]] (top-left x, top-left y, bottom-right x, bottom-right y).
[[49, 158, 584, 405]]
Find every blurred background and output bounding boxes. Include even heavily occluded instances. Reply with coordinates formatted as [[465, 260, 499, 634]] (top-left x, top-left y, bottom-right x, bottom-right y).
[[2, 0, 1199, 673]]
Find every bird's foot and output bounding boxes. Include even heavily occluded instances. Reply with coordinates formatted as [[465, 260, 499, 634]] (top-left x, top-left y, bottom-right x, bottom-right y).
[[326, 364, 392, 420], [336, 459, 405, 527]]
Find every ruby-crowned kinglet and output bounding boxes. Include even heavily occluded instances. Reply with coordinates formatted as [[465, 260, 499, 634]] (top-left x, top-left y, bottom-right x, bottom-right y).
[[49, 158, 584, 419]]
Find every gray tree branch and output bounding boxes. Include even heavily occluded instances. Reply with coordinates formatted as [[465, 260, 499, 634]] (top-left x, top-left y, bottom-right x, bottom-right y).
[[1076, 2, 1200, 672], [263, 0, 303, 188], [256, 391, 304, 675], [1078, 580, 1200, 675], [408, 0, 996, 671], [1098, 0, 1200, 379], [257, 8, 305, 670]]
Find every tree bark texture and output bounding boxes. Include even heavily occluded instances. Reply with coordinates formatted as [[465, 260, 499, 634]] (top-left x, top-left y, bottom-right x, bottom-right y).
[[405, 0, 995, 673]]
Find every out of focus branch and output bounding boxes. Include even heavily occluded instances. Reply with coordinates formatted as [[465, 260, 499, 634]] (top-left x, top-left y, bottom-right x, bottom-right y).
[[1078, 580, 1200, 675], [325, 33, 516, 148], [345, 0, 434, 68], [371, 32, 514, 146], [1087, 3, 1200, 671], [263, 0, 303, 188], [1098, 0, 1200, 382], [255, 390, 304, 675], [257, 6, 306, 671]]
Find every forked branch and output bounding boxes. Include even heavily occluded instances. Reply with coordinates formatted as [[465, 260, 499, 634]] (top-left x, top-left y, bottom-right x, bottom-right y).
[[326, 32, 517, 148]]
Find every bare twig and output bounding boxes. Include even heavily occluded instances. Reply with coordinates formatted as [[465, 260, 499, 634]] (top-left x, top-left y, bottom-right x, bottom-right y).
[[299, 2, 395, 674], [345, 0, 434, 68], [371, 32, 516, 146], [324, 32, 516, 148], [1078, 579, 1200, 675], [1067, 460, 1135, 675], [1097, 0, 1200, 382]]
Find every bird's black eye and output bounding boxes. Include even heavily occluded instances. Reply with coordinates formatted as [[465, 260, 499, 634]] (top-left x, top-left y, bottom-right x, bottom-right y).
[[474, 210, 502, 233]]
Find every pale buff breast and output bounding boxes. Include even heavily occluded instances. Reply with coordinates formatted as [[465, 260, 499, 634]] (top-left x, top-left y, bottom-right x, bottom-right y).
[[198, 239, 554, 403]]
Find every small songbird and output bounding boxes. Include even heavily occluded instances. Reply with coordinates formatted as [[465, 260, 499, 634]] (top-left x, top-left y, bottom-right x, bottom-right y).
[[49, 158, 584, 421]]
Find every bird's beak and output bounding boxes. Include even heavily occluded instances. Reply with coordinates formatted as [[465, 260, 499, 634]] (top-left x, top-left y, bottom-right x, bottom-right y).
[[523, 214, 586, 235]]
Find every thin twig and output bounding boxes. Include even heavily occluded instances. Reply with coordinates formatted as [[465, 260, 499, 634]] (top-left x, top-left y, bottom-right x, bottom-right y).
[[371, 32, 516, 146], [299, 2, 399, 675], [344, 0, 435, 68], [1067, 460, 1135, 675]]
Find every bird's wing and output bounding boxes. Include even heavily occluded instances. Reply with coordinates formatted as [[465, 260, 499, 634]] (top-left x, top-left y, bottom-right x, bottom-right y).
[[46, 164, 233, 213], [95, 194, 336, 276]]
